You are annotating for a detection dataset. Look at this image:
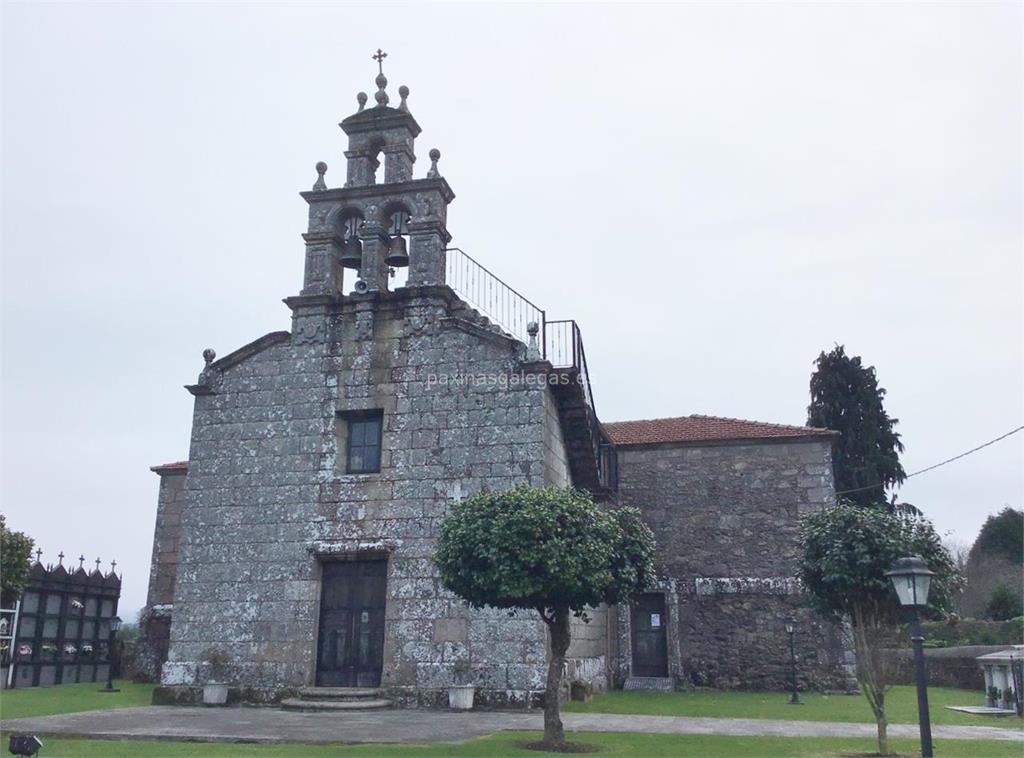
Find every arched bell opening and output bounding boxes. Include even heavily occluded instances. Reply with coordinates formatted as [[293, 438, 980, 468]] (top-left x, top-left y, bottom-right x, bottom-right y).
[[383, 205, 411, 290], [337, 210, 365, 292], [366, 138, 385, 185]]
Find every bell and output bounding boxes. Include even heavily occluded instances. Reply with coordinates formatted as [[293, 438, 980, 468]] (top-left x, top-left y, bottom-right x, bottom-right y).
[[339, 237, 363, 269], [385, 235, 409, 267]]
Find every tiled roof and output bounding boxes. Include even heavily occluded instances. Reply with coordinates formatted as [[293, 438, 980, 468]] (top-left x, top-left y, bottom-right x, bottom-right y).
[[602, 415, 836, 446], [150, 460, 189, 474]]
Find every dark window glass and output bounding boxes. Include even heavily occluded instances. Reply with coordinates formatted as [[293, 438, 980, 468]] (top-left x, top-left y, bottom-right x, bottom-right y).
[[345, 411, 383, 474], [45, 595, 61, 615], [22, 593, 39, 613]]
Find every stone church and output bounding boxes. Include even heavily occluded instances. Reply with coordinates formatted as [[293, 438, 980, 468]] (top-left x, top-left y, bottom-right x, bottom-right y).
[[141, 59, 853, 707]]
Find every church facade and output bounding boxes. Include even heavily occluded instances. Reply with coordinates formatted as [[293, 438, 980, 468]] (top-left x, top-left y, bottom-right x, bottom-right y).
[[141, 62, 853, 707]]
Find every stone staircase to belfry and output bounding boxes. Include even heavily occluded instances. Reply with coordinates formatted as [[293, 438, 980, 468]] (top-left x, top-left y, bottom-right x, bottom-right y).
[[280, 687, 392, 711]]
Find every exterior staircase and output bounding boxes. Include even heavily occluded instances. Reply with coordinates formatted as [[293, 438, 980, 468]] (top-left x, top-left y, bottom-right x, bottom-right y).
[[544, 320, 616, 498], [280, 687, 392, 711], [444, 247, 616, 498]]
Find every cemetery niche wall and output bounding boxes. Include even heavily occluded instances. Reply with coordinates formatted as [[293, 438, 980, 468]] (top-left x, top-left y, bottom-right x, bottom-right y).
[[6, 555, 121, 688]]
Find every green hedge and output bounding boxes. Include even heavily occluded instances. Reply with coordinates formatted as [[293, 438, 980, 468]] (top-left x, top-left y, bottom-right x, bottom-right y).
[[919, 617, 1023, 648]]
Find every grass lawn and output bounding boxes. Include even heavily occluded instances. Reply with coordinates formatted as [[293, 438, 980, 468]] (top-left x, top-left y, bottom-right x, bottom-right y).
[[5, 733, 1021, 758], [0, 681, 153, 721], [2, 682, 1021, 756], [564, 685, 1024, 730]]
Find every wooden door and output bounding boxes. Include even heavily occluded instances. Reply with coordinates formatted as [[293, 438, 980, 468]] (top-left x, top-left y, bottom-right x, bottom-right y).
[[315, 560, 386, 687], [631, 593, 668, 677]]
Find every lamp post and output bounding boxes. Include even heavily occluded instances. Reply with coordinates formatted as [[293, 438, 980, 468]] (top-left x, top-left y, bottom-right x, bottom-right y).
[[785, 618, 801, 704], [100, 615, 122, 693], [886, 556, 935, 758]]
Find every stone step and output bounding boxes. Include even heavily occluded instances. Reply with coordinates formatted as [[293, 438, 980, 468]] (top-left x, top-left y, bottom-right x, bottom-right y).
[[281, 697, 393, 712], [623, 676, 675, 692], [297, 686, 381, 701]]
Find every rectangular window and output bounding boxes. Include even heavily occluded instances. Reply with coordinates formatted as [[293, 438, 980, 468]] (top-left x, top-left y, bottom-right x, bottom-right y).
[[343, 410, 383, 474]]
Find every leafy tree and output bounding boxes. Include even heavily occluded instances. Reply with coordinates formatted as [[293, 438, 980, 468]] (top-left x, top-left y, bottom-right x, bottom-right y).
[[960, 507, 1024, 618], [972, 507, 1023, 564], [807, 346, 906, 505], [984, 583, 1023, 622], [0, 514, 34, 606], [799, 504, 961, 755], [435, 487, 655, 750]]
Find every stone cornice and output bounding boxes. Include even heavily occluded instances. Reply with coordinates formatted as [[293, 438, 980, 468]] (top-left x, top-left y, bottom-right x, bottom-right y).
[[207, 331, 291, 372], [301, 232, 344, 247], [339, 105, 422, 137], [300, 177, 455, 206]]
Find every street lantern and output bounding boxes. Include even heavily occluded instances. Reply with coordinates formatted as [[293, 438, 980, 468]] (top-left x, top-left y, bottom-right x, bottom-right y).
[[99, 615, 123, 694], [886, 556, 935, 609], [886, 556, 935, 758], [784, 618, 800, 705]]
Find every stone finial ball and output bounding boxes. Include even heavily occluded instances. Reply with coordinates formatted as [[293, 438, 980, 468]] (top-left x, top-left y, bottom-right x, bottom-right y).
[[315, 161, 327, 174], [429, 148, 441, 161], [399, 85, 409, 98], [375, 73, 387, 89], [203, 348, 216, 364], [357, 92, 368, 106], [526, 321, 539, 336]]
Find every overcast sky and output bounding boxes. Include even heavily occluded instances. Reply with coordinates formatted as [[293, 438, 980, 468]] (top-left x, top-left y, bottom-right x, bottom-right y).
[[2, 2, 1021, 617]]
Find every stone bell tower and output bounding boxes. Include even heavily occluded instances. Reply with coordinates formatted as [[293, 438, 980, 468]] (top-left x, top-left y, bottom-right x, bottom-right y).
[[297, 50, 455, 301]]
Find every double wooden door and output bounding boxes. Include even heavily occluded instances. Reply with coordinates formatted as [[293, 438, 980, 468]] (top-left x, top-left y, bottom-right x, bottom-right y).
[[315, 560, 386, 687]]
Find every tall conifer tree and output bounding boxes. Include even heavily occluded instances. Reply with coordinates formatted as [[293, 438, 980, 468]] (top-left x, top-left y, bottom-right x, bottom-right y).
[[808, 345, 906, 505]]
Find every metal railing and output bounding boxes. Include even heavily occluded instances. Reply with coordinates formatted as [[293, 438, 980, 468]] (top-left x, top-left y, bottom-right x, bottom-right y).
[[546, 319, 616, 490], [445, 248, 545, 348], [444, 248, 615, 492], [544, 320, 594, 406]]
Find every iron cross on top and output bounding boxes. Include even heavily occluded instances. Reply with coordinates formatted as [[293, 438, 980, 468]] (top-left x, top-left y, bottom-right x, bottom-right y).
[[373, 49, 388, 75]]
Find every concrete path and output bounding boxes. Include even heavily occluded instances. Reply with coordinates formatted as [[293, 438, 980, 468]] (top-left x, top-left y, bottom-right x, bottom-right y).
[[1, 707, 1021, 745]]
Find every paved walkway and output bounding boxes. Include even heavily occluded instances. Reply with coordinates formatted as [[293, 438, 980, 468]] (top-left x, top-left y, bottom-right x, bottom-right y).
[[2, 707, 1021, 744]]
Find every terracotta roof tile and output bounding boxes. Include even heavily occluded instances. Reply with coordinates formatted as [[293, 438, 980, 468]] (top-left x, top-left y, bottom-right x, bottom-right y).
[[150, 460, 189, 474], [602, 415, 836, 446]]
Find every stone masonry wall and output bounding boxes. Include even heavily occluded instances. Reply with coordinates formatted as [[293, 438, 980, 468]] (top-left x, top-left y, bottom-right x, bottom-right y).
[[541, 387, 609, 693], [160, 287, 601, 706], [614, 438, 855, 691], [136, 468, 186, 681]]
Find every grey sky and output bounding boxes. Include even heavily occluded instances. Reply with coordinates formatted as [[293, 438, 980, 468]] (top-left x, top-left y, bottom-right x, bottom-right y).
[[2, 1, 1021, 617]]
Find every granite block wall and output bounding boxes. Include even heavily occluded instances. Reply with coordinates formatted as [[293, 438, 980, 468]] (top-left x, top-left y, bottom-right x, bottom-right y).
[[158, 287, 602, 705], [135, 467, 186, 681], [613, 438, 855, 691]]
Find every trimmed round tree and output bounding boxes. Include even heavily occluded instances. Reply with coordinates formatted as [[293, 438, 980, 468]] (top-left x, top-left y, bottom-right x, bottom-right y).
[[799, 504, 962, 755], [435, 486, 655, 749]]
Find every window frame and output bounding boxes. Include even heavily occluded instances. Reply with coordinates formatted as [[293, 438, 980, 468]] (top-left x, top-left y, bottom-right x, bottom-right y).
[[343, 410, 384, 474]]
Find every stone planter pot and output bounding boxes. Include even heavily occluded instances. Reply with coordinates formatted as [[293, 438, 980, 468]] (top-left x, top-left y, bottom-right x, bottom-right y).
[[203, 682, 229, 706], [448, 685, 475, 710]]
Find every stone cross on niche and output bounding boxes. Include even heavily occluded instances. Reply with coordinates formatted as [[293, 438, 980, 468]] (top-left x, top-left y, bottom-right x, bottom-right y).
[[94, 557, 101, 571], [35, 548, 42, 562], [58, 552, 64, 565], [373, 48, 388, 75], [449, 481, 463, 503], [79, 555, 85, 569]]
